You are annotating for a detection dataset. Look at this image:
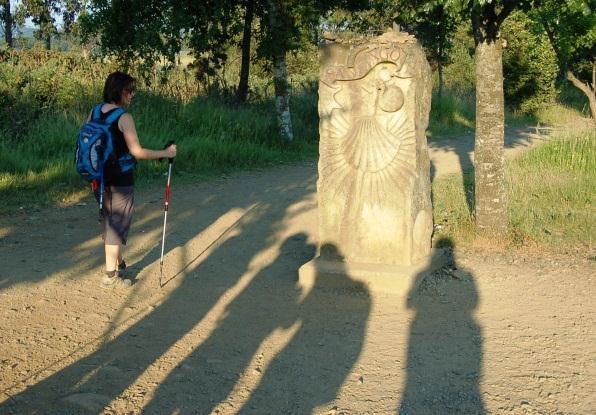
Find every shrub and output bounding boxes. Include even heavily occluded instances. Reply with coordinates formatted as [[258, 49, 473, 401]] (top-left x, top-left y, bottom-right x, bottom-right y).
[[22, 63, 84, 110], [442, 23, 475, 94], [502, 11, 558, 114]]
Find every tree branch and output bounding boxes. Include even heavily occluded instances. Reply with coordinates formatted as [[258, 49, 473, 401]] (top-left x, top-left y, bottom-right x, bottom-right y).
[[496, 0, 517, 26], [592, 59, 596, 90], [539, 13, 562, 63], [567, 69, 593, 97]]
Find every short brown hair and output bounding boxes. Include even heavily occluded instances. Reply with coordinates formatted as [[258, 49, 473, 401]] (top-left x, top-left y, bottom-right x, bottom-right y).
[[103, 71, 136, 104]]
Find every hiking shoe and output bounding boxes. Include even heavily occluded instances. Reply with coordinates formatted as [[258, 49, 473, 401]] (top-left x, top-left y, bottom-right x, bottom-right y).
[[117, 260, 129, 277], [100, 274, 132, 289]]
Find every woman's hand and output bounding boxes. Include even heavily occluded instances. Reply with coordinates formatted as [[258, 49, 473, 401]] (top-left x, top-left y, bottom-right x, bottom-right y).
[[164, 144, 177, 159]]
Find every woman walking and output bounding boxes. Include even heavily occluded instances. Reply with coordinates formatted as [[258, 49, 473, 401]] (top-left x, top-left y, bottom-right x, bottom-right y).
[[92, 71, 176, 289]]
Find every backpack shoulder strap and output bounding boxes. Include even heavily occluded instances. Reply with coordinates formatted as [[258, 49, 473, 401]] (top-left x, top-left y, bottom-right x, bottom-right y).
[[91, 104, 103, 122], [105, 107, 126, 125]]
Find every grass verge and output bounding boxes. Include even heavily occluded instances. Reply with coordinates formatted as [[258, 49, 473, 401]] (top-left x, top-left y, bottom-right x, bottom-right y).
[[0, 92, 319, 213], [432, 120, 594, 249]]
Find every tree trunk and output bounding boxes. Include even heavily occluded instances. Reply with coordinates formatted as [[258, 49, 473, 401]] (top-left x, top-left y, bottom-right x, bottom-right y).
[[236, 1, 254, 103], [540, 17, 567, 82], [2, 0, 12, 47], [45, 34, 51, 50], [474, 39, 508, 234], [437, 58, 444, 100], [273, 53, 294, 141], [566, 64, 596, 123], [266, 0, 293, 140]]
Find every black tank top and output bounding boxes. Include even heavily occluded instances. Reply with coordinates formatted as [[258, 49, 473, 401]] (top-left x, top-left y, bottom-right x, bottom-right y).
[[100, 106, 135, 186]]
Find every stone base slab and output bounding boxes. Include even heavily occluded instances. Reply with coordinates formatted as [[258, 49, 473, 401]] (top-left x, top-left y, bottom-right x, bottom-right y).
[[298, 248, 449, 296]]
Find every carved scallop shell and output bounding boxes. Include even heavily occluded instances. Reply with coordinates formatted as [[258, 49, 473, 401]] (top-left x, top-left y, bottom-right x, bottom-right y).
[[321, 107, 417, 204], [341, 116, 399, 173]]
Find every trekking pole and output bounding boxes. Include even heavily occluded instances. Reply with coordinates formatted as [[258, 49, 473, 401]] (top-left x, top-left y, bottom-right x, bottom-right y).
[[159, 141, 175, 288], [97, 147, 105, 222]]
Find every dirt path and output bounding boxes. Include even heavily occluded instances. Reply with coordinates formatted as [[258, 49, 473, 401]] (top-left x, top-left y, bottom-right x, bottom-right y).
[[428, 126, 551, 178], [0, 128, 594, 414]]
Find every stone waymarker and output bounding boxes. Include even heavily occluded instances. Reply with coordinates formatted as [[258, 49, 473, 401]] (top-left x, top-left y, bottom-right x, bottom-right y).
[[299, 27, 446, 295]]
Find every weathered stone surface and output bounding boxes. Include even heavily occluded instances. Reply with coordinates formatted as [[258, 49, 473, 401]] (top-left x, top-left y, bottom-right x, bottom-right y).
[[300, 27, 434, 292]]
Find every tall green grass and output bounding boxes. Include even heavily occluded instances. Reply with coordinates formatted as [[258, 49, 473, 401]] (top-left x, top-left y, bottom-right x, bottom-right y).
[[432, 125, 595, 248], [427, 90, 475, 137], [431, 172, 475, 243], [507, 129, 595, 246], [0, 90, 319, 212], [0, 49, 324, 212]]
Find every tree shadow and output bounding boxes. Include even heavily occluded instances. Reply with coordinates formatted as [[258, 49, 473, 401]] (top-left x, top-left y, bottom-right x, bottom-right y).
[[429, 126, 547, 177], [428, 125, 549, 217], [430, 159, 475, 222], [398, 239, 485, 414], [0, 170, 317, 414]]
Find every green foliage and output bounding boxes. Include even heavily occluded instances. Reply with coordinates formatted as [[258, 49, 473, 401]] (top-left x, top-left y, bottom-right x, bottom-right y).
[[397, 3, 461, 71], [442, 23, 475, 93], [0, 49, 211, 137], [0, 48, 321, 211], [80, 0, 368, 79], [0, 49, 101, 137], [286, 41, 318, 77], [17, 0, 61, 48], [534, 0, 595, 72], [533, 0, 595, 118], [428, 88, 475, 136], [436, 10, 572, 116], [502, 11, 558, 114], [23, 63, 83, 109], [557, 83, 593, 115], [61, 0, 84, 34]]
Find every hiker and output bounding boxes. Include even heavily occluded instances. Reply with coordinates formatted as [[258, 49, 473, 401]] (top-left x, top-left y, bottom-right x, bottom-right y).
[[91, 71, 177, 289]]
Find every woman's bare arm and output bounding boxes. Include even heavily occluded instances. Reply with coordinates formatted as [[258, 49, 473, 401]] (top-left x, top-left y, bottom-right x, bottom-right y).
[[119, 113, 176, 160]]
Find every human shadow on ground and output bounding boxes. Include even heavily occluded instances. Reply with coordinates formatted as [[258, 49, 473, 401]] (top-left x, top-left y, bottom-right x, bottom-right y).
[[142, 240, 371, 414], [239, 243, 371, 414], [0, 173, 318, 414], [398, 240, 485, 414], [0, 164, 288, 292]]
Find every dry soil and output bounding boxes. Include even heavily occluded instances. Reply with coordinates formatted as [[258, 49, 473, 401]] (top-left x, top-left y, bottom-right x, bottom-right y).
[[0, 128, 594, 414]]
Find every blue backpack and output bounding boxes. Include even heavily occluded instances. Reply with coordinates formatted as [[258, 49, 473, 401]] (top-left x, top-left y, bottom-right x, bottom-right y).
[[75, 104, 136, 217], [75, 104, 136, 181]]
